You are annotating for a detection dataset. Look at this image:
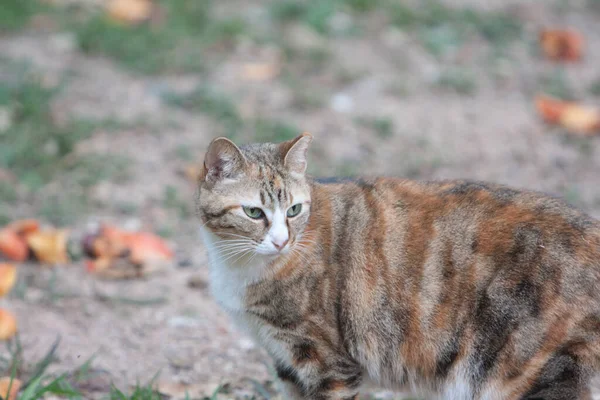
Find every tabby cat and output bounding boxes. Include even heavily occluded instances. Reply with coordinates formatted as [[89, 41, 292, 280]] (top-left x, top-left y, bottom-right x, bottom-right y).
[[196, 133, 600, 400]]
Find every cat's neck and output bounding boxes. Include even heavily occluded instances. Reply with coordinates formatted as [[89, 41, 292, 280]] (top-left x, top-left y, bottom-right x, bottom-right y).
[[200, 227, 277, 311]]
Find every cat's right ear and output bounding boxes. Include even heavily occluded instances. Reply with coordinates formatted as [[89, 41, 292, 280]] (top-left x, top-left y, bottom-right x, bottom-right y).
[[201, 137, 246, 184]]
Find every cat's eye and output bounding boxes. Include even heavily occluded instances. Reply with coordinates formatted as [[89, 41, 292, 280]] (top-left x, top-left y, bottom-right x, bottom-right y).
[[287, 204, 302, 218], [243, 206, 264, 219]]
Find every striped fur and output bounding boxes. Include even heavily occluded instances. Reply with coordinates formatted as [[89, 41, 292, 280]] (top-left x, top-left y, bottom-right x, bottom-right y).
[[197, 134, 600, 400]]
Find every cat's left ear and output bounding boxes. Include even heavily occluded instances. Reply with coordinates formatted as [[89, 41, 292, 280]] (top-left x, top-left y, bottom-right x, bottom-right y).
[[281, 132, 313, 176]]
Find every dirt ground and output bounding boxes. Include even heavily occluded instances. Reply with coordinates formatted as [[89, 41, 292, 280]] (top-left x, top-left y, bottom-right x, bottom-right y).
[[2, 0, 600, 399]]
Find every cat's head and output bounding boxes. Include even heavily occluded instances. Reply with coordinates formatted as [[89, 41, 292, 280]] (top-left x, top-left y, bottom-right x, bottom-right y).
[[197, 133, 313, 258]]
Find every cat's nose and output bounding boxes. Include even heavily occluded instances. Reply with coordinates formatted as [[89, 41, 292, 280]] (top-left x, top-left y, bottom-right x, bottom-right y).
[[272, 238, 289, 251]]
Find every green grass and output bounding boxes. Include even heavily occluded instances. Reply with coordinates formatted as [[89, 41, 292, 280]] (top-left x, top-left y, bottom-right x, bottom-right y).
[[538, 68, 575, 100], [269, 0, 378, 34], [0, 337, 167, 400], [0, 0, 49, 32], [355, 116, 395, 139], [389, 1, 522, 55], [435, 68, 478, 95], [73, 0, 246, 74], [0, 63, 95, 191], [163, 85, 300, 143], [0, 60, 135, 224], [163, 185, 191, 219], [590, 78, 600, 97], [163, 86, 243, 137], [252, 118, 301, 143]]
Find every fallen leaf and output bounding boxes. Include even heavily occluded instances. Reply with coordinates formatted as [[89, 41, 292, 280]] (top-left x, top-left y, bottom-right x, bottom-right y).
[[7, 219, 40, 237], [0, 264, 17, 297], [535, 95, 567, 123], [107, 0, 153, 24], [242, 62, 280, 82], [559, 104, 600, 135], [100, 225, 174, 264], [85, 225, 173, 279], [89, 257, 168, 279], [26, 229, 70, 265], [539, 29, 584, 62], [0, 376, 21, 400], [0, 309, 17, 340], [0, 229, 28, 262], [535, 95, 600, 135]]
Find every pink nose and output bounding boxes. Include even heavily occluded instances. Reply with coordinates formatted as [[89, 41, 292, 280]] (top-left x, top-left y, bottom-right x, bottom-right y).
[[272, 238, 289, 250]]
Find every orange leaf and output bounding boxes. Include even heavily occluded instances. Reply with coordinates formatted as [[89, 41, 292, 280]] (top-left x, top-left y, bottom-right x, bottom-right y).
[[100, 224, 173, 264], [107, 0, 153, 24], [0, 376, 21, 400], [6, 219, 40, 238], [535, 95, 570, 123], [127, 232, 174, 265], [539, 29, 584, 62], [535, 95, 600, 135], [559, 104, 600, 135], [0, 264, 17, 297], [0, 229, 28, 262], [26, 229, 70, 264], [0, 309, 17, 340]]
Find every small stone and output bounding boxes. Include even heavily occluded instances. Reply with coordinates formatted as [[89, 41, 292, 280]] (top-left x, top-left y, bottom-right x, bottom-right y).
[[187, 274, 208, 290], [49, 32, 77, 53], [330, 93, 354, 113], [168, 316, 201, 329]]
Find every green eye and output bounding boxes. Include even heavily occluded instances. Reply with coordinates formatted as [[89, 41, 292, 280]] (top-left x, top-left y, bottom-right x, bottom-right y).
[[287, 204, 302, 218], [243, 206, 264, 219]]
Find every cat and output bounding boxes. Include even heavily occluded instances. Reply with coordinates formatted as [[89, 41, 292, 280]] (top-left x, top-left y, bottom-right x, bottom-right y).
[[196, 133, 600, 400]]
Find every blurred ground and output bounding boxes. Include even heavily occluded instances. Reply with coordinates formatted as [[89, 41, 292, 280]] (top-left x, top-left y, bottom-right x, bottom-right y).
[[1, 0, 600, 398]]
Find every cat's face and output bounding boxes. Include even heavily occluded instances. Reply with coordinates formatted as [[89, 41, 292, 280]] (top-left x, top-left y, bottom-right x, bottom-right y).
[[197, 133, 312, 258]]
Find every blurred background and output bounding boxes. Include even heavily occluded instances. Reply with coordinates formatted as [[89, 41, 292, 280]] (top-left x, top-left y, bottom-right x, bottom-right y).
[[0, 0, 599, 399]]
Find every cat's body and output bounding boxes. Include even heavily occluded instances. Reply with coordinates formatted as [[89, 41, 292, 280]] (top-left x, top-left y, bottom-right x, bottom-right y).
[[197, 134, 600, 400]]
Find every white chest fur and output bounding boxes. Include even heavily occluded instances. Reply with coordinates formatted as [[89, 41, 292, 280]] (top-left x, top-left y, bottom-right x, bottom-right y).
[[200, 227, 292, 363]]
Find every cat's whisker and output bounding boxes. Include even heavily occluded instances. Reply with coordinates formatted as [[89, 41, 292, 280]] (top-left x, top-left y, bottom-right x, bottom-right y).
[[229, 249, 254, 265], [210, 241, 253, 250], [212, 232, 256, 241]]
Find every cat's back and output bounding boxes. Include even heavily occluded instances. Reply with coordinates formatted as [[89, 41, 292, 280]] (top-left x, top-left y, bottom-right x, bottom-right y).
[[315, 177, 600, 395], [316, 177, 600, 267]]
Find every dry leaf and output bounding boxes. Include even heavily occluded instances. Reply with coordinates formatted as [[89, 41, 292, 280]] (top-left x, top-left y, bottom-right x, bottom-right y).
[[0, 264, 17, 297], [26, 229, 70, 264], [0, 229, 28, 262], [107, 0, 153, 24], [535, 95, 567, 123], [6, 219, 40, 237], [85, 225, 173, 279], [0, 376, 21, 400], [100, 225, 173, 264], [88, 257, 168, 279], [539, 29, 584, 62], [0, 309, 17, 340], [535, 95, 600, 135], [242, 62, 280, 82], [559, 105, 600, 135]]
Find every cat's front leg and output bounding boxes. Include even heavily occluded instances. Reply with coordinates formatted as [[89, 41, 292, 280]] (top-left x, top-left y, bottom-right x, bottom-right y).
[[275, 361, 362, 400]]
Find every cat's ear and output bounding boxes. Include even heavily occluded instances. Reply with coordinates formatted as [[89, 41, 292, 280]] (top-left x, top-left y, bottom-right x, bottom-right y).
[[202, 137, 246, 184], [281, 132, 313, 176]]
